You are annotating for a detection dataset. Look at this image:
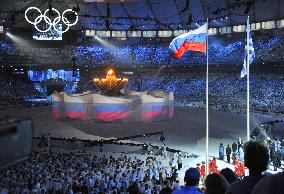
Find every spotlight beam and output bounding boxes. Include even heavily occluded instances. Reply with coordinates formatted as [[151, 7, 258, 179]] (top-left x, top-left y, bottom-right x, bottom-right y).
[[94, 36, 114, 47]]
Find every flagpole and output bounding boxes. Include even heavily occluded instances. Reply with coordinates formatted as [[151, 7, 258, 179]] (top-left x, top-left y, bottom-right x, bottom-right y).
[[246, 16, 250, 141], [206, 18, 209, 175]]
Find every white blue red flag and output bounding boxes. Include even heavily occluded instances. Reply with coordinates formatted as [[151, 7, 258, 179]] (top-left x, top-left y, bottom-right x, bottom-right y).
[[240, 30, 255, 78], [169, 23, 207, 58]]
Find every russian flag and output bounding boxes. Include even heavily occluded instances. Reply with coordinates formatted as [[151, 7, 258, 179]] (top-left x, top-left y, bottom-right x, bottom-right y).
[[169, 23, 207, 58], [93, 103, 132, 122]]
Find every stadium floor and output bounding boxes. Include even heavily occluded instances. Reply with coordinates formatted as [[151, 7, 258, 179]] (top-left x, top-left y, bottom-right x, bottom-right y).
[[0, 105, 274, 157]]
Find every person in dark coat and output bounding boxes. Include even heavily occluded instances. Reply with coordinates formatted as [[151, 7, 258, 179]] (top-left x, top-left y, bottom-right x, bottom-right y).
[[226, 144, 232, 164], [81, 181, 88, 194], [160, 187, 173, 194], [219, 143, 225, 160], [204, 173, 229, 194], [252, 171, 284, 194], [232, 141, 238, 157], [127, 181, 139, 194], [226, 141, 269, 194], [177, 154, 183, 170], [220, 168, 238, 184]]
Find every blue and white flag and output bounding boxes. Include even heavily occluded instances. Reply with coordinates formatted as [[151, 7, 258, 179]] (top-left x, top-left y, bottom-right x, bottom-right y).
[[240, 28, 255, 78]]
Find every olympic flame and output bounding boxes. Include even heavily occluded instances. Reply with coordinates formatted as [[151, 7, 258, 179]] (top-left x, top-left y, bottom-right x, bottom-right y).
[[93, 69, 128, 96], [107, 69, 114, 75]]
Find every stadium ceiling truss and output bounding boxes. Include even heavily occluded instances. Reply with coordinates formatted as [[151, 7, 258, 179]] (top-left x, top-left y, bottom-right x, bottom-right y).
[[0, 0, 283, 30]]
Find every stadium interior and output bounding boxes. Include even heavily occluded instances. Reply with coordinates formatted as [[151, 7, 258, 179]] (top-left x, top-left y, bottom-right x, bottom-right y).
[[0, 0, 284, 194]]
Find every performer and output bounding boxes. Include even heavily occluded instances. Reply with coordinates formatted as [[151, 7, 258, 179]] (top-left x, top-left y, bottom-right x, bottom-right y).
[[219, 143, 224, 160], [162, 146, 167, 159], [232, 156, 240, 166], [237, 137, 243, 152], [212, 157, 217, 167], [196, 163, 201, 175], [277, 151, 281, 169], [169, 158, 176, 171], [281, 140, 284, 160], [238, 147, 244, 161], [276, 139, 281, 153], [200, 161, 206, 178], [209, 159, 213, 173], [272, 151, 278, 171], [209, 157, 219, 174], [268, 140, 274, 163], [235, 162, 245, 178], [232, 141, 238, 157], [177, 154, 182, 170], [226, 144, 232, 164], [273, 138, 278, 152]]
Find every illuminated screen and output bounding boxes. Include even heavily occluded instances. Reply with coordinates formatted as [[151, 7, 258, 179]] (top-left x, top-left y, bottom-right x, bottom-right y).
[[28, 69, 80, 82], [33, 24, 63, 40]]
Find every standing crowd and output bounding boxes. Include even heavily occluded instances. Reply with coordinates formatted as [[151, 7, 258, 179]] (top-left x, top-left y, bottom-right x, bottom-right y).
[[0, 140, 283, 194], [0, 150, 183, 194], [174, 140, 283, 194]]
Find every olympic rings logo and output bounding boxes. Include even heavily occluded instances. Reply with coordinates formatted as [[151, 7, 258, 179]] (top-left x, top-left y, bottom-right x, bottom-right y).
[[25, 7, 78, 34]]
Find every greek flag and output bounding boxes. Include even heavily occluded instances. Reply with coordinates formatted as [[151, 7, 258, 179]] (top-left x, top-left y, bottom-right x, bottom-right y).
[[240, 30, 255, 78]]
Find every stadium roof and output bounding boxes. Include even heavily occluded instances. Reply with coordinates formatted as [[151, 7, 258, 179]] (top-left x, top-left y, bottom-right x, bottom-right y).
[[0, 0, 283, 30]]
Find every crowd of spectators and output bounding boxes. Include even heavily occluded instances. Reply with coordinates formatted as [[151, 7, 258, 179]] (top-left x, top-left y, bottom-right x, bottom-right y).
[[123, 71, 284, 113], [0, 76, 46, 109], [0, 140, 283, 194], [1, 31, 284, 66], [0, 150, 180, 194]]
